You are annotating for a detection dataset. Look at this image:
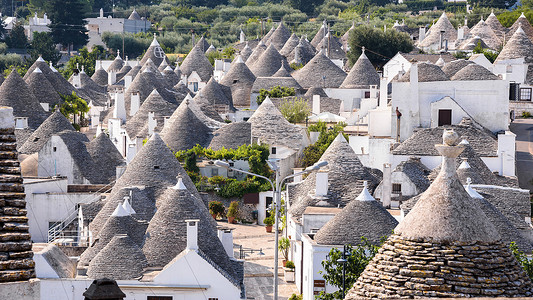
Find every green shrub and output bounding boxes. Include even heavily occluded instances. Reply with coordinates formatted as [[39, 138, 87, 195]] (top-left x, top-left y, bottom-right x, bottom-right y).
[[209, 201, 225, 219], [288, 294, 303, 300], [285, 260, 295, 270], [257, 86, 296, 105], [510, 242, 533, 282], [522, 111, 532, 118], [227, 201, 239, 218], [279, 237, 290, 261], [280, 97, 311, 124], [263, 215, 274, 226]]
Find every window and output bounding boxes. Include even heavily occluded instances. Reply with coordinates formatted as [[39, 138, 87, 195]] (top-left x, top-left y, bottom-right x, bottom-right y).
[[147, 297, 172, 300], [208, 298, 219, 300], [520, 88, 532, 101], [153, 165, 160, 170], [53, 147, 57, 152], [229, 162, 235, 167], [271, 147, 277, 154], [392, 183, 402, 194], [438, 109, 452, 126], [192, 82, 199, 92], [364, 91, 371, 98], [510, 83, 520, 100], [211, 168, 218, 176], [506, 65, 513, 73]]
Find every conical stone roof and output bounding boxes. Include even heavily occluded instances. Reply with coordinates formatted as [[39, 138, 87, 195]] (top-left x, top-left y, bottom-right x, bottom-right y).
[[19, 110, 75, 154], [245, 40, 267, 65], [304, 87, 327, 97], [140, 35, 170, 67], [0, 70, 48, 129], [194, 77, 234, 110], [340, 50, 379, 88], [128, 8, 142, 20], [464, 19, 501, 50], [419, 12, 457, 48], [288, 134, 379, 219], [249, 44, 288, 77], [314, 182, 398, 246], [272, 60, 292, 77], [91, 65, 108, 86], [180, 44, 214, 82], [495, 26, 533, 64], [195, 36, 210, 53], [125, 65, 141, 81], [124, 69, 176, 118], [86, 133, 124, 184], [208, 122, 251, 150], [460, 35, 490, 51], [287, 37, 316, 65], [126, 89, 178, 138], [158, 59, 169, 72], [280, 33, 300, 57], [160, 99, 213, 152], [292, 51, 346, 88], [451, 63, 499, 81], [107, 55, 124, 72], [219, 56, 255, 107], [261, 26, 276, 44], [486, 11, 507, 37], [240, 42, 253, 61], [507, 13, 533, 41], [78, 71, 106, 93], [142, 182, 239, 285], [441, 59, 475, 78], [311, 20, 328, 48], [162, 67, 180, 87], [172, 81, 192, 101], [346, 130, 533, 299], [267, 23, 291, 50], [25, 58, 78, 97], [87, 234, 148, 280], [398, 62, 449, 82], [24, 67, 62, 108], [341, 22, 355, 50], [316, 34, 346, 60]]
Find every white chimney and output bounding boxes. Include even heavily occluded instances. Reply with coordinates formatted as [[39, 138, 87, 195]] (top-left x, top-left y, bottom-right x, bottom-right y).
[[186, 219, 200, 251], [113, 89, 126, 122], [116, 164, 126, 179], [217, 228, 234, 259], [108, 70, 116, 85], [124, 75, 133, 89], [72, 73, 81, 88], [40, 103, 49, 112], [312, 95, 320, 115], [148, 111, 156, 135], [130, 92, 140, 116], [240, 29, 246, 43], [315, 172, 328, 197], [14, 117, 28, 129], [382, 163, 392, 208], [379, 77, 388, 107], [457, 27, 464, 40], [419, 27, 426, 42], [99, 8, 104, 18]]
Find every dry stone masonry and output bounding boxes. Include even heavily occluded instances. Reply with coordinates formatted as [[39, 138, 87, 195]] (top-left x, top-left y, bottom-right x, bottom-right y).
[[0, 107, 35, 282]]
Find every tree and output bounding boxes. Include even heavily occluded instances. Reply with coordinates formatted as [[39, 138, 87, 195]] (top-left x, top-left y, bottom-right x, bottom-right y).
[[286, 0, 324, 15], [317, 238, 384, 300], [57, 92, 89, 130], [63, 46, 107, 78], [0, 18, 6, 41], [48, 0, 89, 52], [29, 32, 61, 65], [299, 121, 346, 168], [6, 22, 28, 49], [347, 25, 413, 68], [256, 86, 295, 105], [279, 97, 311, 124]]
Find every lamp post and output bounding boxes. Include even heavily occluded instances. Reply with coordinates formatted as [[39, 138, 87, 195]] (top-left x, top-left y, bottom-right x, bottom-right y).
[[337, 244, 351, 299], [214, 159, 328, 300]]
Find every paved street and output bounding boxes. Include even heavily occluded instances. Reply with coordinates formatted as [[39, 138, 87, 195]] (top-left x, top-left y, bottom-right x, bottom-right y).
[[217, 221, 299, 300], [510, 119, 533, 192]]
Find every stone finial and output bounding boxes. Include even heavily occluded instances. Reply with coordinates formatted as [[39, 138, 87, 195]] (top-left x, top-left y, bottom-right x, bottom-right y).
[[436, 129, 464, 173], [442, 129, 460, 146]]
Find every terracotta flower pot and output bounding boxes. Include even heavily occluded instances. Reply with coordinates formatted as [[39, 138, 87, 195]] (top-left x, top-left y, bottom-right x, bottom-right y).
[[265, 225, 273, 233], [282, 260, 287, 267], [228, 216, 236, 224], [211, 214, 217, 220]]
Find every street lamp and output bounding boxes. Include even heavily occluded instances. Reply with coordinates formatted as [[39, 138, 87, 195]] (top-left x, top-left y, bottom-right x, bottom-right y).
[[214, 159, 328, 300], [337, 245, 351, 299]]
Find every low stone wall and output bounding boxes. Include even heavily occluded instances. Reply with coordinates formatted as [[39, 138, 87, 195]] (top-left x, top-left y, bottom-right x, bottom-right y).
[[200, 192, 257, 223], [510, 101, 533, 117], [0, 278, 39, 300], [347, 234, 533, 299]]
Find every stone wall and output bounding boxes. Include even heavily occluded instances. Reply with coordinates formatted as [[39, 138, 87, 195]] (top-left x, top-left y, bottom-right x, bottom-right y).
[[0, 127, 35, 282], [200, 192, 256, 223], [347, 234, 533, 299]]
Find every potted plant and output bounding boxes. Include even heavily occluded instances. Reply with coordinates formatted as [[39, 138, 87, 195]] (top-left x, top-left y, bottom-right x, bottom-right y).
[[264, 216, 274, 232], [284, 260, 295, 282], [279, 237, 290, 266], [226, 201, 239, 224], [208, 201, 225, 220]]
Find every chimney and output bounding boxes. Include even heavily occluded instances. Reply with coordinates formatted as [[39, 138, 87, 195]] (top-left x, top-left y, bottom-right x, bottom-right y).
[[113, 89, 126, 122], [294, 43, 303, 65], [315, 172, 328, 197], [439, 30, 445, 50], [148, 111, 156, 135], [130, 92, 140, 116], [73, 73, 81, 88], [312, 94, 320, 115], [108, 70, 116, 85], [457, 27, 464, 40], [99, 8, 104, 18], [218, 228, 234, 259], [240, 29, 245, 43], [14, 117, 28, 129], [124, 75, 132, 89], [382, 163, 392, 208], [419, 27, 426, 42], [379, 76, 388, 107], [186, 219, 200, 251]]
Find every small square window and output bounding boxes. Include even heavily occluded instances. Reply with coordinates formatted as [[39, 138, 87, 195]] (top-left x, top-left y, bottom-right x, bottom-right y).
[[364, 91, 371, 98], [153, 165, 160, 170], [211, 168, 218, 176], [53, 147, 57, 152], [229, 162, 234, 167], [271, 147, 277, 154], [392, 183, 401, 193]]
